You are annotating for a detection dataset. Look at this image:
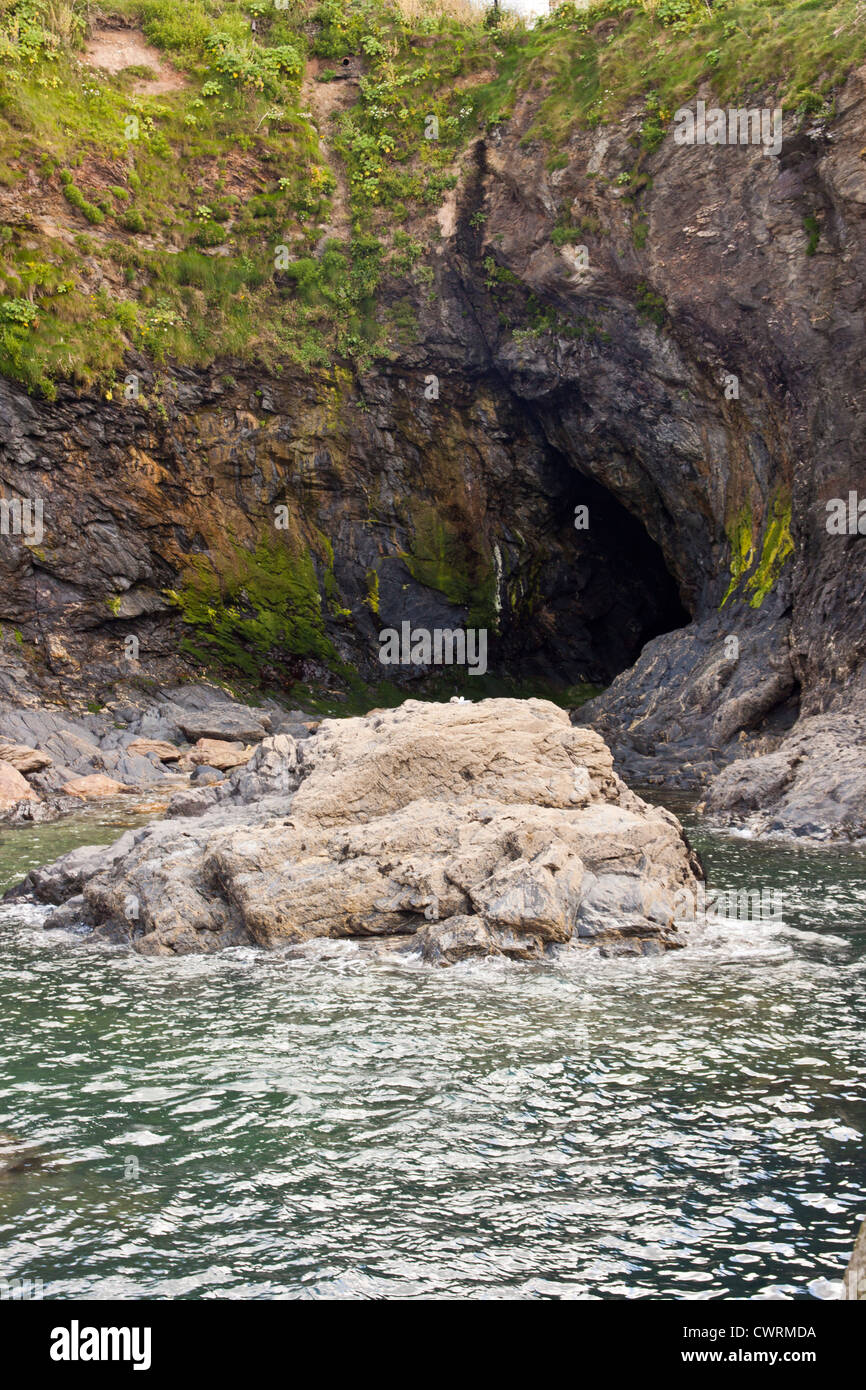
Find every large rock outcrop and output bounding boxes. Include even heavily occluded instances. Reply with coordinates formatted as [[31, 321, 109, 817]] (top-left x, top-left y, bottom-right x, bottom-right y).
[[10, 699, 704, 964], [2, 49, 865, 836]]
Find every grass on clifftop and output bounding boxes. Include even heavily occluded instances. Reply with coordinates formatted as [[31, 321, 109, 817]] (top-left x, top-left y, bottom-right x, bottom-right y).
[[0, 0, 863, 397]]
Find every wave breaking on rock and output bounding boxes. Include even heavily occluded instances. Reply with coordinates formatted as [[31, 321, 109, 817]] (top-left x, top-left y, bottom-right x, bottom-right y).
[[7, 699, 704, 966]]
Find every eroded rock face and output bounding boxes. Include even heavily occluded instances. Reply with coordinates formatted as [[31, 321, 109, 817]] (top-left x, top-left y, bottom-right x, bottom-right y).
[[699, 704, 866, 840], [14, 699, 703, 963], [3, 72, 864, 835]]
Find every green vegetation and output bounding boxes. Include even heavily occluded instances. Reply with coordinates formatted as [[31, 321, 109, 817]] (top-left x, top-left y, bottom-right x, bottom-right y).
[[485, 0, 864, 149], [59, 171, 105, 223], [166, 535, 340, 677], [721, 490, 793, 608], [635, 281, 667, 328], [0, 0, 861, 395], [363, 566, 380, 615]]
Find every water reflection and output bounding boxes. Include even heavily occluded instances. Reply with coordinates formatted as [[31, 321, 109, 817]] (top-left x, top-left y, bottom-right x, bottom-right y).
[[0, 809, 863, 1299]]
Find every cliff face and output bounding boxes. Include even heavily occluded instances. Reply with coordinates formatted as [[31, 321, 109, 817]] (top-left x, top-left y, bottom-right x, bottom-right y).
[[2, 19, 866, 828]]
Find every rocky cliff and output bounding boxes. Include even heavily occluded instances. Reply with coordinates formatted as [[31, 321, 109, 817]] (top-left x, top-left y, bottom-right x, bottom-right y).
[[2, 1, 865, 836]]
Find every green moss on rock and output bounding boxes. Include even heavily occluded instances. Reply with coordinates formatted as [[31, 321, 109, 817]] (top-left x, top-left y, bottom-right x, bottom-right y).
[[721, 502, 756, 607], [166, 535, 338, 678], [402, 505, 498, 629], [745, 492, 794, 608]]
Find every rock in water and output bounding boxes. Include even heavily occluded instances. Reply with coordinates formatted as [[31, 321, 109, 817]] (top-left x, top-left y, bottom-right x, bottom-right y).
[[15, 699, 703, 963], [699, 710, 866, 840]]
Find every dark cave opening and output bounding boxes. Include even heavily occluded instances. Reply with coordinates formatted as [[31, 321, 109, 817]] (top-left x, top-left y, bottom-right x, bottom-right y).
[[500, 469, 690, 690]]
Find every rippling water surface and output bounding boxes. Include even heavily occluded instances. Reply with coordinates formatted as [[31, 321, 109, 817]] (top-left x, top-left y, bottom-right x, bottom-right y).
[[1, 808, 864, 1300]]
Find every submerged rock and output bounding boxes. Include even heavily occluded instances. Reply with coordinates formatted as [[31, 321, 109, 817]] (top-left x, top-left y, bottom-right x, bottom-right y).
[[13, 699, 704, 965], [0, 1131, 48, 1179]]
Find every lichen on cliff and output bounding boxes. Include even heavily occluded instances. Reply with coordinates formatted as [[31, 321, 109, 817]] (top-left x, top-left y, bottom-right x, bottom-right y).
[[721, 491, 793, 610]]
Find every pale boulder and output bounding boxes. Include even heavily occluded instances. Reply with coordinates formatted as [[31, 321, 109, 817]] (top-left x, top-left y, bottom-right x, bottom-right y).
[[62, 774, 136, 799], [189, 738, 252, 771], [23, 699, 704, 963], [0, 739, 52, 773], [0, 760, 41, 809]]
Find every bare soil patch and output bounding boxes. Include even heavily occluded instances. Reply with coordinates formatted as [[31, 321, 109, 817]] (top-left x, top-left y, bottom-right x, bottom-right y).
[[84, 26, 188, 95]]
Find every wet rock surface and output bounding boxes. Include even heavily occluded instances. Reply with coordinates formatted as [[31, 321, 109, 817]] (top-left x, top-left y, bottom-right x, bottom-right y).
[[844, 1217, 866, 1300], [11, 699, 703, 964], [699, 702, 866, 840]]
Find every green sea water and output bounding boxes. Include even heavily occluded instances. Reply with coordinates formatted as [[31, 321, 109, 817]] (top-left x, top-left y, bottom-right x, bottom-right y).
[[0, 807, 864, 1300]]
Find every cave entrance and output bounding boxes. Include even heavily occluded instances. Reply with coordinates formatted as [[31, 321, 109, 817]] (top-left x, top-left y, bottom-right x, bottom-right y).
[[502, 469, 690, 689]]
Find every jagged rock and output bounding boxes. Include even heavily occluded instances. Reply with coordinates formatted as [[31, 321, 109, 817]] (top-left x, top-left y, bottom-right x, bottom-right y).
[[414, 915, 505, 965], [0, 705, 174, 794], [0, 760, 40, 810], [0, 739, 52, 772], [190, 765, 225, 785], [189, 738, 252, 770], [699, 711, 866, 839], [61, 774, 136, 799], [229, 733, 299, 801], [43, 894, 86, 932], [7, 836, 136, 904], [16, 699, 703, 963], [1, 795, 81, 824], [175, 708, 269, 743], [127, 738, 182, 762], [165, 785, 223, 818]]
